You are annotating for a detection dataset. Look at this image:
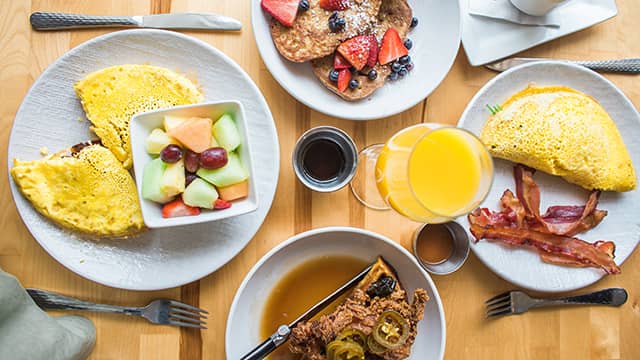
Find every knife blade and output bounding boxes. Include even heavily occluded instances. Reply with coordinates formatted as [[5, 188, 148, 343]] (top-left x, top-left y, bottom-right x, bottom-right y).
[[239, 262, 374, 360], [30, 12, 242, 31], [485, 57, 640, 74]]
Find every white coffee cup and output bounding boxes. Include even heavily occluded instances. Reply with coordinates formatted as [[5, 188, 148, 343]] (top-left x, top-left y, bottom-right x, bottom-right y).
[[510, 0, 568, 16]]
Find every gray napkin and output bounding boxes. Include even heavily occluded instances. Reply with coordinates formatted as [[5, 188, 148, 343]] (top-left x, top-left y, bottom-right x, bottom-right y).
[[0, 268, 95, 360], [469, 0, 562, 27]]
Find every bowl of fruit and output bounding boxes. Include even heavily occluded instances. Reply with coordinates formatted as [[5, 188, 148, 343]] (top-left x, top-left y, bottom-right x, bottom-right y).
[[130, 101, 258, 228]]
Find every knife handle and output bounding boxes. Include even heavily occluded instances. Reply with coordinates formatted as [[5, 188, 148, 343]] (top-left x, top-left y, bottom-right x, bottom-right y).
[[574, 59, 640, 74], [30, 12, 138, 30]]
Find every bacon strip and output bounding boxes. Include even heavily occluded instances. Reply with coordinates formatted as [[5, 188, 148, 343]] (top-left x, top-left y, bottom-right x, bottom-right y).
[[469, 221, 620, 274]]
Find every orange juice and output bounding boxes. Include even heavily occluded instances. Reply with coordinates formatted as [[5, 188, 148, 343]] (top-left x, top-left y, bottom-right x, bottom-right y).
[[375, 124, 491, 223]]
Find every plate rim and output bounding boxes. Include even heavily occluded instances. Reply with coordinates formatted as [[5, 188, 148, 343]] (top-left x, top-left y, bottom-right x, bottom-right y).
[[7, 28, 281, 291], [250, 0, 462, 121], [225, 226, 446, 359], [457, 60, 640, 292]]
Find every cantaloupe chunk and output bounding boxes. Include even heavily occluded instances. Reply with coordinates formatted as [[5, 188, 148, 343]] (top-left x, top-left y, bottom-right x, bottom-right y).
[[167, 117, 212, 153], [217, 180, 249, 201]]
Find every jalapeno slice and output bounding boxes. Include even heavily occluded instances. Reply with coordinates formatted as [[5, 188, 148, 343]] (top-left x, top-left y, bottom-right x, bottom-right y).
[[326, 339, 365, 360], [371, 310, 410, 350], [366, 334, 387, 355], [336, 328, 367, 348]]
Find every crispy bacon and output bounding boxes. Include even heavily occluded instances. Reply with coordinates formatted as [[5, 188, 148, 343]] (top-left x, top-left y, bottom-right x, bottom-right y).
[[468, 164, 618, 274], [469, 222, 620, 274]]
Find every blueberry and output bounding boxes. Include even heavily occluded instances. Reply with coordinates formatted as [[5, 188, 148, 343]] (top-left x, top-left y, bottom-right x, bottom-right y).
[[329, 12, 338, 20], [299, 0, 309, 11], [388, 72, 399, 81], [329, 69, 339, 82], [368, 69, 378, 80], [399, 68, 408, 77], [406, 62, 414, 72], [336, 18, 346, 28], [391, 62, 402, 73], [410, 17, 419, 28], [328, 12, 345, 32], [349, 79, 359, 89], [399, 55, 411, 65], [403, 38, 413, 50]]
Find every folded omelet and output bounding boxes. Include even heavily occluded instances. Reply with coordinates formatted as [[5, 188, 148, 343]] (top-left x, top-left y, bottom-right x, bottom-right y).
[[481, 85, 636, 192], [74, 65, 203, 169], [11, 144, 144, 237]]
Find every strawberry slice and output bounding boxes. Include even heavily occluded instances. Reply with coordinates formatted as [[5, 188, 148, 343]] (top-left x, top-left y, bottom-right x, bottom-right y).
[[333, 53, 351, 70], [261, 0, 299, 27], [162, 198, 201, 218], [378, 28, 408, 65], [337, 69, 351, 92], [213, 199, 232, 210], [337, 35, 371, 71], [319, 0, 350, 11], [366, 34, 379, 68]]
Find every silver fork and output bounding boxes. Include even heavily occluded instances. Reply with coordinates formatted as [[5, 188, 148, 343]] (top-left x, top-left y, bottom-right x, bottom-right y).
[[27, 288, 208, 329], [485, 288, 627, 319]]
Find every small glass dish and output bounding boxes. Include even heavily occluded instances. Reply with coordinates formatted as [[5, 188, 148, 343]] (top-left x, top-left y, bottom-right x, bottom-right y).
[[412, 221, 470, 275]]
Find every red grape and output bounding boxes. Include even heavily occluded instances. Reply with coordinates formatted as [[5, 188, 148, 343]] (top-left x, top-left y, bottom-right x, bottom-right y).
[[184, 149, 200, 173], [185, 173, 197, 186], [160, 144, 182, 163], [199, 147, 228, 169]]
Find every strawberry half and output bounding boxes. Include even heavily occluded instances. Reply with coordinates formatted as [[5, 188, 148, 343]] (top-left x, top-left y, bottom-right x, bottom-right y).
[[337, 69, 351, 92], [162, 198, 201, 218], [366, 34, 379, 68], [319, 0, 350, 11], [337, 35, 371, 71], [261, 0, 299, 27], [378, 28, 408, 65], [333, 53, 351, 70], [213, 199, 232, 210]]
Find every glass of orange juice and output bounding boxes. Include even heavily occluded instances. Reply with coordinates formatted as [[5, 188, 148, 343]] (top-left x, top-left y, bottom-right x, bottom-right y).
[[349, 123, 493, 223]]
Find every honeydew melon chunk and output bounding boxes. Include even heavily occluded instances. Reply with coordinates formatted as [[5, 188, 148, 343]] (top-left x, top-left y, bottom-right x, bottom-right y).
[[212, 114, 241, 152], [197, 152, 248, 187], [160, 159, 185, 198], [163, 115, 188, 132], [146, 128, 179, 154], [210, 135, 219, 148], [183, 178, 219, 209], [142, 158, 174, 204]]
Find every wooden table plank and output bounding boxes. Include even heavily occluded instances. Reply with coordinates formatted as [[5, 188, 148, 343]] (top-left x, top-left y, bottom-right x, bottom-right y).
[[0, 1, 638, 359]]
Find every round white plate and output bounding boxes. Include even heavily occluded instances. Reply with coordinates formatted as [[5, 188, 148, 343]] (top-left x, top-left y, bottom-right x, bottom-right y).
[[226, 227, 445, 359], [7, 29, 280, 291], [251, 0, 461, 120], [457, 61, 640, 292]]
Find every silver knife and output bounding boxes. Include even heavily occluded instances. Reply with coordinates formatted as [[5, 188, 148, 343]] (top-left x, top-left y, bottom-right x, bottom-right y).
[[485, 57, 640, 74], [30, 12, 242, 31]]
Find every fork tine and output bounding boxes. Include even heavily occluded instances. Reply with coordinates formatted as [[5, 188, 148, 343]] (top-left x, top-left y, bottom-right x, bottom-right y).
[[170, 306, 208, 319], [486, 301, 511, 315], [486, 307, 513, 319], [485, 291, 511, 305], [169, 313, 207, 325], [169, 300, 209, 314], [486, 296, 510, 310], [168, 319, 207, 329]]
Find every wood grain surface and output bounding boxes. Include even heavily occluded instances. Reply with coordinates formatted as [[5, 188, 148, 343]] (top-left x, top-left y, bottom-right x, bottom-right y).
[[1, 1, 639, 359]]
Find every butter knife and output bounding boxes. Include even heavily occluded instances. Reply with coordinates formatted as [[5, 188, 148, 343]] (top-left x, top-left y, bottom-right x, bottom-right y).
[[486, 57, 640, 74], [30, 12, 242, 31]]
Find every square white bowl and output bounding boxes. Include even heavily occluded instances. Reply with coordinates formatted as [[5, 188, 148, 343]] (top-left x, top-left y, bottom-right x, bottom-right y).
[[130, 101, 259, 229]]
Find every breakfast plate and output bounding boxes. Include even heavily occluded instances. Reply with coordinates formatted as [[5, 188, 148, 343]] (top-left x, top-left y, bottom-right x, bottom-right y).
[[251, 0, 461, 120], [226, 227, 446, 359], [457, 61, 640, 292], [7, 29, 279, 290]]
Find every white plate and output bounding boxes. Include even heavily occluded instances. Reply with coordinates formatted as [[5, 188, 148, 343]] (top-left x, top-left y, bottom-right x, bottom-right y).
[[251, 0, 461, 120], [457, 61, 640, 292], [7, 29, 280, 291], [461, 0, 617, 66], [226, 227, 446, 359]]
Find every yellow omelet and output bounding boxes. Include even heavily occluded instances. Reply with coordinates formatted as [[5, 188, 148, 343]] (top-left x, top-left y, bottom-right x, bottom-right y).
[[11, 144, 144, 237], [481, 85, 636, 192], [74, 65, 203, 169]]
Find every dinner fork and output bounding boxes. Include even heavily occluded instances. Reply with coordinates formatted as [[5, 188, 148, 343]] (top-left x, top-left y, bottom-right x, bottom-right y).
[[485, 288, 627, 318], [27, 288, 208, 329]]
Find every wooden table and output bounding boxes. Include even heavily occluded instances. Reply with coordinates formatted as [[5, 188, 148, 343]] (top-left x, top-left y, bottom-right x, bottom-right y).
[[1, 1, 639, 359]]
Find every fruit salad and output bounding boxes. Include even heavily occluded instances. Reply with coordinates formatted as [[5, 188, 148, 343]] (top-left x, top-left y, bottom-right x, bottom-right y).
[[142, 113, 249, 218]]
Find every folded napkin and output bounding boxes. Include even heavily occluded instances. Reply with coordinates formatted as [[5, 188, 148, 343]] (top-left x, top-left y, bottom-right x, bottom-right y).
[[0, 268, 95, 360], [469, 0, 562, 27]]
